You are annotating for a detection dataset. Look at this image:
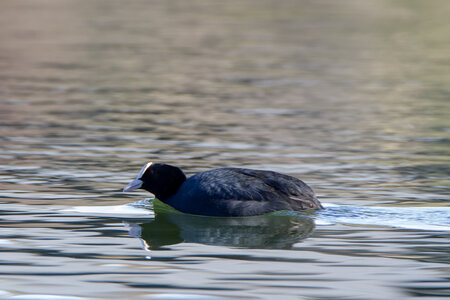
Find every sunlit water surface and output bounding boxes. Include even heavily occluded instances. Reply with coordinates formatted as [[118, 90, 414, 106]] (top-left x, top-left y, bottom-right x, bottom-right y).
[[0, 0, 449, 299]]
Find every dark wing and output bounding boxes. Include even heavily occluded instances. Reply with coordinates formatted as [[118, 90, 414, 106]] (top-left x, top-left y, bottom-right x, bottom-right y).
[[236, 169, 322, 210], [178, 168, 322, 216]]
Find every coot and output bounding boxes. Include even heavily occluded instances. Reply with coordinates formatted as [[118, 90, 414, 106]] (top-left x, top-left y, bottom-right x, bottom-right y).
[[123, 162, 323, 217]]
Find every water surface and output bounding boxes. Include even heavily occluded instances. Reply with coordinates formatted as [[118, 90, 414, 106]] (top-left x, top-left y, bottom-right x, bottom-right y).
[[0, 0, 449, 299]]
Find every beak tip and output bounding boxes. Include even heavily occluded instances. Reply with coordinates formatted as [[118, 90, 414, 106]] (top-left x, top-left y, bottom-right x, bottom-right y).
[[122, 179, 143, 193]]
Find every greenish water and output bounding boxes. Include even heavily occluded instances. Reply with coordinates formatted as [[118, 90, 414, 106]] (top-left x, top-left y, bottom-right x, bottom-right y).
[[0, 0, 449, 299]]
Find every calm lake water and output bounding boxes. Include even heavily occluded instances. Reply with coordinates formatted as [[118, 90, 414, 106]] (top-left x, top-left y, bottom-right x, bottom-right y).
[[0, 0, 449, 299]]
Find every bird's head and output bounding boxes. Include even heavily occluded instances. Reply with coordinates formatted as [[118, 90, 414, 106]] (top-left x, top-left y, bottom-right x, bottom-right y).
[[123, 162, 186, 200]]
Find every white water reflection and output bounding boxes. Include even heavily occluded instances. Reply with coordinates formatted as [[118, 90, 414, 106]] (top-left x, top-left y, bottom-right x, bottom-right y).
[[62, 204, 153, 217], [317, 203, 450, 231], [64, 201, 450, 232]]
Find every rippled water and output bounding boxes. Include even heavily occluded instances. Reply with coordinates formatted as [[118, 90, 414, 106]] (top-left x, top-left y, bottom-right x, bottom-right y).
[[1, 0, 449, 299]]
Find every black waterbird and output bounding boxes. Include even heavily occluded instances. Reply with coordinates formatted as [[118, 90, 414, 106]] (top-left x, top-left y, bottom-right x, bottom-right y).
[[123, 162, 323, 217]]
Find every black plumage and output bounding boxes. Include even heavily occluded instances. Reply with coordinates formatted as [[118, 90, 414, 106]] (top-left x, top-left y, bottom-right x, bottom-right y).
[[123, 163, 323, 217]]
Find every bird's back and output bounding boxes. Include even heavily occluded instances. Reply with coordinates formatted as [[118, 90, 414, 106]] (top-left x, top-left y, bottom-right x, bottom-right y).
[[165, 168, 322, 216]]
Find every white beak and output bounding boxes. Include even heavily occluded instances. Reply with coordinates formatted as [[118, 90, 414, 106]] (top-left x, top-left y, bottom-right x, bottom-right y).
[[122, 162, 152, 192], [123, 179, 143, 192]]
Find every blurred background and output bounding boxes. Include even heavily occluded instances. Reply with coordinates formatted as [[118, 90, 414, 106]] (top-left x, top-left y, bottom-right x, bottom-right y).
[[0, 0, 449, 299], [0, 0, 449, 206]]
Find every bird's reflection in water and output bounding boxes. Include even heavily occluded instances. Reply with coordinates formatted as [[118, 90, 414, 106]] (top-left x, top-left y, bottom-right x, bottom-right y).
[[127, 212, 315, 250]]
